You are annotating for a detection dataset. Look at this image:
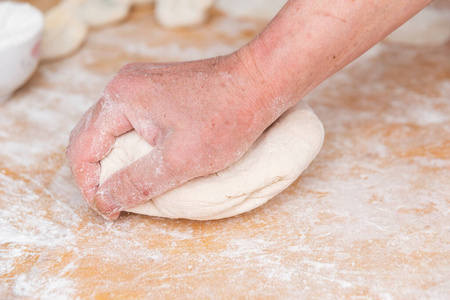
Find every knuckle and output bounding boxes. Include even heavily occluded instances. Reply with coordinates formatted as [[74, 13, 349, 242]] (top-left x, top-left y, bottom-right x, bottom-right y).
[[102, 75, 138, 110], [65, 145, 74, 163], [118, 62, 140, 74], [105, 72, 132, 96], [65, 138, 83, 167]]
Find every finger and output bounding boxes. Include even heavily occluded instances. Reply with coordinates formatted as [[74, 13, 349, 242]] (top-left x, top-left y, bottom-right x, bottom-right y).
[[66, 98, 133, 205], [92, 142, 187, 220]]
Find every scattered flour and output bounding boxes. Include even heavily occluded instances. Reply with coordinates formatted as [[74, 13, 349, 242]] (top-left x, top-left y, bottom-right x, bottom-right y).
[[0, 2, 449, 299]]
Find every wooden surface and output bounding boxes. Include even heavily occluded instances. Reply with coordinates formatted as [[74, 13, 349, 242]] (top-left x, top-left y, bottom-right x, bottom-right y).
[[1, 3, 450, 299]]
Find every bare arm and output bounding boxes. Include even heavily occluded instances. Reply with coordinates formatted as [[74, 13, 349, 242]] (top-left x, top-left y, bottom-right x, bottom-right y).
[[237, 0, 432, 123], [67, 0, 431, 220]]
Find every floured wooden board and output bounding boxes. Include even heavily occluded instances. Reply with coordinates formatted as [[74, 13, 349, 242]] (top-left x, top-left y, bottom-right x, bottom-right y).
[[1, 2, 450, 298]]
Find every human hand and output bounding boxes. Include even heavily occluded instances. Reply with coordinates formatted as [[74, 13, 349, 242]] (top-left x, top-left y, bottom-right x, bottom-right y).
[[66, 52, 281, 220]]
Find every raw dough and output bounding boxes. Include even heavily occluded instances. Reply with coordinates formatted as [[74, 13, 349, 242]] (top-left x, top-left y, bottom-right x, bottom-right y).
[[128, 0, 154, 6], [61, 0, 130, 28], [215, 0, 287, 21], [41, 6, 88, 61], [384, 6, 450, 47], [154, 0, 214, 28], [100, 103, 324, 220]]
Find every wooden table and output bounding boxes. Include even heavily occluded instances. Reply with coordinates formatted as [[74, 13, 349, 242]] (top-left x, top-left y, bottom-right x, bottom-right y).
[[1, 2, 449, 298]]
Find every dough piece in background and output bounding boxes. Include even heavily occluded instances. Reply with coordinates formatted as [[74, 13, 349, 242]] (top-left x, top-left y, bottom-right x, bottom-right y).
[[128, 0, 154, 6], [215, 0, 287, 21], [384, 6, 450, 47], [61, 0, 131, 28], [41, 6, 88, 61], [154, 0, 214, 28], [100, 103, 325, 220]]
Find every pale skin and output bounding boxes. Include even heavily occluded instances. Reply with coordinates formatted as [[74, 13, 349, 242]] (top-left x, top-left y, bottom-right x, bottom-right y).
[[66, 0, 432, 220]]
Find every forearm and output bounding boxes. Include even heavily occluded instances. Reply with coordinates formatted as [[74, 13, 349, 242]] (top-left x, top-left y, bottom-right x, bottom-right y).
[[237, 0, 432, 118]]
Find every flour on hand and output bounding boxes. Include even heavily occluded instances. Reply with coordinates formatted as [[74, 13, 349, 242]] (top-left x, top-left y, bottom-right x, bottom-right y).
[[99, 103, 324, 220]]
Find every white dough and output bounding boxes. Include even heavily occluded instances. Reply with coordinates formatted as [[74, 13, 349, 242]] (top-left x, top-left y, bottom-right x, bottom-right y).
[[128, 0, 154, 6], [384, 6, 450, 47], [61, 0, 131, 28], [154, 0, 214, 28], [41, 6, 88, 61], [100, 103, 324, 220], [215, 0, 287, 21]]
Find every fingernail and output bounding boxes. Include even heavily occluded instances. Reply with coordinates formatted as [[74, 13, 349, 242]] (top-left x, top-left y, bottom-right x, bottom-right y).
[[92, 191, 122, 218]]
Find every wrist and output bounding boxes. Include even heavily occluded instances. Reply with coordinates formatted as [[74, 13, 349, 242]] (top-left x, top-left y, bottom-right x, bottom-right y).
[[230, 42, 295, 129]]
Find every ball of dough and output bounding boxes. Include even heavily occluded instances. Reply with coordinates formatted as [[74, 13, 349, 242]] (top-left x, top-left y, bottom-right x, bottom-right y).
[[128, 0, 154, 6], [154, 0, 214, 28], [100, 103, 324, 220], [384, 7, 450, 47], [61, 0, 131, 28], [41, 6, 88, 61], [215, 0, 287, 21]]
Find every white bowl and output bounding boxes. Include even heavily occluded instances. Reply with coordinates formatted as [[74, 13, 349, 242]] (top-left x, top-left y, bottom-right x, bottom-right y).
[[0, 1, 44, 103]]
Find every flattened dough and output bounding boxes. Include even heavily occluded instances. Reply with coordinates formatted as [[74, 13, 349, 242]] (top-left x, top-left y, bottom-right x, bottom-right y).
[[41, 6, 88, 61], [61, 0, 130, 27], [100, 103, 324, 220], [128, 0, 154, 6], [215, 0, 287, 21], [155, 0, 213, 28]]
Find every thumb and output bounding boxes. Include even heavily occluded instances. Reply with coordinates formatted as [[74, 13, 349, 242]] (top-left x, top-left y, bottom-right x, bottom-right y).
[[92, 145, 181, 220]]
